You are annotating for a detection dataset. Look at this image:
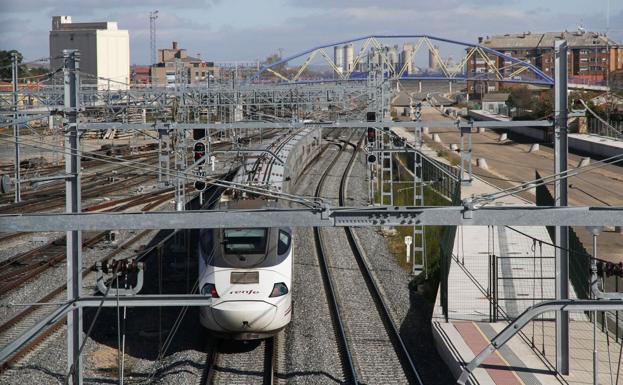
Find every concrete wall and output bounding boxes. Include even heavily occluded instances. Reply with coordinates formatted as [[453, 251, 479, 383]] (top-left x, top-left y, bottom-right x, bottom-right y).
[[470, 110, 622, 158], [569, 135, 623, 158], [469, 109, 551, 142], [96, 29, 129, 90], [50, 30, 98, 80]]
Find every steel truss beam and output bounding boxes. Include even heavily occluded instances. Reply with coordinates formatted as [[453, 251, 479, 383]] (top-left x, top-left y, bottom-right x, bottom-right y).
[[80, 119, 552, 131], [0, 83, 370, 113], [1, 206, 621, 232]]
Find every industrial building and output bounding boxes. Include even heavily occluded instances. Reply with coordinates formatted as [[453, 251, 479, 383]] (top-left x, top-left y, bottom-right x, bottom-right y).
[[150, 41, 218, 87], [49, 16, 130, 90], [468, 29, 623, 94], [334, 42, 456, 77]]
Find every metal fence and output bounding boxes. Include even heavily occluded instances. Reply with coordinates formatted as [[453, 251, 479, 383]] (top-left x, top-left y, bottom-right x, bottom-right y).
[[536, 170, 623, 344], [440, 182, 461, 321], [587, 116, 623, 140], [404, 149, 461, 201]]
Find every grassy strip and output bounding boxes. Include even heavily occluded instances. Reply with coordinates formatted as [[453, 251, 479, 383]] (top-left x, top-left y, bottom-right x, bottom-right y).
[[378, 153, 452, 301]]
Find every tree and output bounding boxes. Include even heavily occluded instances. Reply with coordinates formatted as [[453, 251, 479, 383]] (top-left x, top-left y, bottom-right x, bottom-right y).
[[506, 87, 533, 110], [0, 50, 23, 80], [0, 50, 48, 81], [260, 52, 287, 78]]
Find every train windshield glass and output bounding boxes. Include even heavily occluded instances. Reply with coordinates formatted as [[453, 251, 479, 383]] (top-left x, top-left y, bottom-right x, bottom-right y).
[[223, 228, 267, 254]]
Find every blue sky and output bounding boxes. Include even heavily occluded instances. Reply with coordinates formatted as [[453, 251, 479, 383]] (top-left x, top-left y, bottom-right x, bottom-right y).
[[0, 0, 621, 65]]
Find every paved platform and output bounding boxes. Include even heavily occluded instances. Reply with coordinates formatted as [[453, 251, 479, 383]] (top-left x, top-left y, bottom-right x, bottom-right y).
[[393, 124, 623, 385]]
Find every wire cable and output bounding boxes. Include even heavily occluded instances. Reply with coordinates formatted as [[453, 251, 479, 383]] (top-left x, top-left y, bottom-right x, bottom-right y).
[[579, 99, 623, 139], [472, 152, 623, 206], [0, 131, 322, 208]]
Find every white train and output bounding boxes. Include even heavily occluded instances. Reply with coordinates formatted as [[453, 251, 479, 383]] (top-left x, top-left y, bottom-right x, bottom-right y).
[[198, 197, 293, 339], [197, 132, 301, 339]]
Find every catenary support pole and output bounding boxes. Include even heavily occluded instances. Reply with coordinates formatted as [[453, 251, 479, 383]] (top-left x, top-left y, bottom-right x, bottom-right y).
[[64, 49, 83, 385], [11, 53, 20, 203], [592, 231, 598, 385], [554, 39, 569, 375]]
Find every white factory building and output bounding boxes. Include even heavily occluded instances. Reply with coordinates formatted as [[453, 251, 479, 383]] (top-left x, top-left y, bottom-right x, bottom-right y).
[[49, 16, 129, 90]]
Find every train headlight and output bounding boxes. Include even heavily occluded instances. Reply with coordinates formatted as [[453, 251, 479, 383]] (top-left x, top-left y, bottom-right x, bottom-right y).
[[201, 283, 219, 298], [269, 282, 289, 298]]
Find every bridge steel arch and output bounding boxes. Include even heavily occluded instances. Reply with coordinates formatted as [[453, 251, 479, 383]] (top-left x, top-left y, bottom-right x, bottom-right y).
[[246, 34, 554, 86]]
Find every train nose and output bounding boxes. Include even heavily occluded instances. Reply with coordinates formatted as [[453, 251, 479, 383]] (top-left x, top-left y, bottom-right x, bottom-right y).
[[211, 301, 277, 331]]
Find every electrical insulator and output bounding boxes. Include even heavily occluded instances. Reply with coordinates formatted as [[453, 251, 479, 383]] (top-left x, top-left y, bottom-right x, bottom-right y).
[[393, 136, 405, 147]]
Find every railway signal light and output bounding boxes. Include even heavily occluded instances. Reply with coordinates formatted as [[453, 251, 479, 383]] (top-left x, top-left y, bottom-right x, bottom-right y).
[[194, 180, 207, 191], [193, 128, 206, 141], [367, 127, 376, 143], [367, 154, 377, 163], [366, 111, 376, 122], [193, 141, 206, 164]]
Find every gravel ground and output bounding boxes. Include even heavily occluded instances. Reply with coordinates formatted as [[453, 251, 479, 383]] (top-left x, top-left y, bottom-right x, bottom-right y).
[[0, 134, 266, 385], [1, 127, 453, 385], [211, 338, 269, 385], [348, 150, 455, 385], [0, 198, 210, 385], [281, 142, 346, 385]]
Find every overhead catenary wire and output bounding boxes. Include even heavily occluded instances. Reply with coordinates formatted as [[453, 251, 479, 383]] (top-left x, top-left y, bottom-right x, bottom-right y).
[[0, 133, 310, 207], [0, 131, 322, 208]]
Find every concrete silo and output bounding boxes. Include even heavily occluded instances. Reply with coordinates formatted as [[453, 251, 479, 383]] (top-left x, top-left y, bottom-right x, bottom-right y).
[[343, 43, 354, 73], [334, 45, 344, 74]]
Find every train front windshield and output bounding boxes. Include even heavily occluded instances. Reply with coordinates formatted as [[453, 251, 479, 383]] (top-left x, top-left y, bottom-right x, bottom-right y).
[[223, 229, 267, 254], [201, 227, 291, 268]]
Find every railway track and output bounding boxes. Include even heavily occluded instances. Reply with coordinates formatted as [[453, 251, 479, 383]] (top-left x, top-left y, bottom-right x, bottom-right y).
[[313, 130, 423, 385], [0, 187, 177, 295], [0, 151, 160, 209], [0, 128, 280, 213], [202, 336, 277, 385], [0, 227, 159, 372]]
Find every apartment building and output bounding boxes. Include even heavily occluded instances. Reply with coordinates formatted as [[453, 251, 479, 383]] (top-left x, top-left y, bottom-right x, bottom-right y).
[[151, 42, 218, 87], [468, 29, 623, 94]]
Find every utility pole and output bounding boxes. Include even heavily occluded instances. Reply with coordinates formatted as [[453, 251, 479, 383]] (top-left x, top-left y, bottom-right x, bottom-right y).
[[554, 39, 569, 376], [11, 53, 20, 203], [149, 10, 158, 65], [63, 49, 83, 385]]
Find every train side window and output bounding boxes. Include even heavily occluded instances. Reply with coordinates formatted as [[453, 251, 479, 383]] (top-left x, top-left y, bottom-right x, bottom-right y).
[[278, 230, 291, 255]]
